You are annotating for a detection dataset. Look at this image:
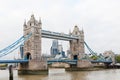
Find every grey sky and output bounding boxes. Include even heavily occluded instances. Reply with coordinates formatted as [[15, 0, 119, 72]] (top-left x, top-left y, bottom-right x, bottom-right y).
[[0, 0, 120, 59]]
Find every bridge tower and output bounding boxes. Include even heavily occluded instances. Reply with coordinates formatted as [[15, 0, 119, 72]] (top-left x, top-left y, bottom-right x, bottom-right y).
[[18, 14, 48, 75], [69, 26, 85, 60], [67, 26, 92, 70]]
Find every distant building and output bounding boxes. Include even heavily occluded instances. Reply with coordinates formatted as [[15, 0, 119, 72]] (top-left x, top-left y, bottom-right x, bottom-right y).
[[103, 50, 115, 64], [58, 45, 63, 53], [50, 40, 66, 58], [50, 40, 59, 57], [67, 50, 71, 59]]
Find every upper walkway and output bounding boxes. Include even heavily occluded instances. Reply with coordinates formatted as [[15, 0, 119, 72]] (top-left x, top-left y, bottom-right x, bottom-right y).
[[41, 30, 79, 41]]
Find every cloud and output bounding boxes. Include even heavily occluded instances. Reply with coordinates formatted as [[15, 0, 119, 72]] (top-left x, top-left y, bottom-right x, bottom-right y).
[[0, 0, 120, 59]]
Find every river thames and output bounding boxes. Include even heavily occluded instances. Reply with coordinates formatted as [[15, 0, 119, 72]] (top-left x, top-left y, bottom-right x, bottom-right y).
[[0, 68, 120, 80]]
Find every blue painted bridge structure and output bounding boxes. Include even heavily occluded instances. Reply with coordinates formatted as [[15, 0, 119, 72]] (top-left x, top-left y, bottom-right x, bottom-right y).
[[47, 59, 112, 65], [0, 30, 113, 64], [0, 59, 112, 64], [47, 60, 77, 65], [0, 60, 28, 63], [41, 30, 79, 41]]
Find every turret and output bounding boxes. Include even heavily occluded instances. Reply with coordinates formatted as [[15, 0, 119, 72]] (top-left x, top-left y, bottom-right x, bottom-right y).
[[72, 25, 80, 35], [23, 20, 26, 27], [38, 17, 42, 29]]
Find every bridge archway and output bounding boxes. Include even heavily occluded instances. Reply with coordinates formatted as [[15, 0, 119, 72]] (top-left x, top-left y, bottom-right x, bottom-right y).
[[25, 52, 32, 60], [73, 55, 78, 60]]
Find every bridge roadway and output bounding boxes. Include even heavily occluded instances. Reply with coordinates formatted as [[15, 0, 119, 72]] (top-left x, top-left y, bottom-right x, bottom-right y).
[[41, 30, 79, 41], [47, 59, 112, 64], [47, 60, 77, 65], [91, 60, 112, 63], [0, 59, 112, 64], [0, 60, 29, 63]]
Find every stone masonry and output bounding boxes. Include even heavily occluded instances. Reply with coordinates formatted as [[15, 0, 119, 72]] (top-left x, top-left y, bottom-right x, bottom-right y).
[[69, 26, 85, 60], [18, 15, 48, 75], [23, 14, 42, 59]]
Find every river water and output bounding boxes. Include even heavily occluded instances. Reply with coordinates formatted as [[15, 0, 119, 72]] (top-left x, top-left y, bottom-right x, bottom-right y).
[[0, 68, 120, 80]]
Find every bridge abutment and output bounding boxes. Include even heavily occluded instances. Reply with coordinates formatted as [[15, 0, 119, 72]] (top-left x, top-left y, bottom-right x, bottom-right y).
[[77, 60, 93, 68], [18, 59, 48, 75], [65, 60, 93, 71]]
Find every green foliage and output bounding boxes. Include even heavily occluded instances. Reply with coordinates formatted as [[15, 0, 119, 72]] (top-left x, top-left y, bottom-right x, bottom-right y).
[[90, 55, 98, 60], [0, 64, 8, 67], [115, 55, 120, 63]]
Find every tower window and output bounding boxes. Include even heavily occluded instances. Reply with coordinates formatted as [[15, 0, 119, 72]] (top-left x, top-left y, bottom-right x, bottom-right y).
[[30, 23, 31, 26], [75, 32, 77, 35]]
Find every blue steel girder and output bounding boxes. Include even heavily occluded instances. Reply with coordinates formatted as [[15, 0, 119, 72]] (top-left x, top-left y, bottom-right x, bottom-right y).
[[91, 60, 112, 63], [41, 30, 79, 41], [0, 60, 29, 63], [47, 60, 77, 65]]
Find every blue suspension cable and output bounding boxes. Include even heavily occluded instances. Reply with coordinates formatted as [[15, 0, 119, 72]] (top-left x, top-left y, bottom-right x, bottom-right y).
[[0, 33, 32, 58]]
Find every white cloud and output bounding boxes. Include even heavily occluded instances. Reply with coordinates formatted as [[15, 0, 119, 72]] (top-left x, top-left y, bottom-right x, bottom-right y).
[[0, 0, 120, 59]]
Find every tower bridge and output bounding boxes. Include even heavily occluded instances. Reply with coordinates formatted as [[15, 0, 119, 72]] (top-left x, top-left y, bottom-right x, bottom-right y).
[[0, 14, 114, 75]]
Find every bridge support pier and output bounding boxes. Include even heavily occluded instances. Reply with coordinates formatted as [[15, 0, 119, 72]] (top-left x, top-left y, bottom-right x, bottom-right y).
[[18, 70, 48, 75], [18, 59, 48, 75], [65, 60, 93, 71], [77, 60, 93, 68]]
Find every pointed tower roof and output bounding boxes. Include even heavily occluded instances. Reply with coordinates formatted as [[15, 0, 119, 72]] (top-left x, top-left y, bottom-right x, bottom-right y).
[[72, 25, 80, 34], [30, 14, 35, 21], [74, 25, 79, 31], [38, 17, 42, 24], [23, 19, 26, 26], [69, 29, 71, 34], [27, 14, 39, 26], [81, 27, 84, 33]]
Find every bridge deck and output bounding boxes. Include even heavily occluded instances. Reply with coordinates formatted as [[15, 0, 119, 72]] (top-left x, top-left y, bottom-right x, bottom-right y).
[[47, 60, 77, 65], [0, 60, 29, 63], [47, 59, 112, 64], [0, 59, 112, 64], [91, 60, 112, 63]]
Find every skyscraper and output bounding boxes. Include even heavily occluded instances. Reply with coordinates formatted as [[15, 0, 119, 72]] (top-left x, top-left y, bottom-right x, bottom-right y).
[[50, 40, 66, 58], [50, 40, 58, 57]]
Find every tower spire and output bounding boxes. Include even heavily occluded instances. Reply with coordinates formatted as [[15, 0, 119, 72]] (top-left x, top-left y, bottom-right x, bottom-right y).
[[38, 17, 42, 24], [69, 29, 71, 34], [30, 14, 35, 21], [81, 27, 84, 33], [23, 19, 26, 26]]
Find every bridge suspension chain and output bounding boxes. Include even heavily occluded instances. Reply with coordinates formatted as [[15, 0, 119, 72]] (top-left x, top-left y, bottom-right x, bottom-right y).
[[84, 41, 105, 61], [0, 33, 32, 58], [0, 36, 24, 54]]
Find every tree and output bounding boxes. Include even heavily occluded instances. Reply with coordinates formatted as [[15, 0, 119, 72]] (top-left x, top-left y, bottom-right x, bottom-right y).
[[90, 55, 98, 60], [115, 55, 120, 63]]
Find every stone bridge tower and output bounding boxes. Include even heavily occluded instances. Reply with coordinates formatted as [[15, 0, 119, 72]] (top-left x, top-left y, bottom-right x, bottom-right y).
[[69, 26, 85, 60], [18, 15, 48, 75], [23, 14, 41, 59]]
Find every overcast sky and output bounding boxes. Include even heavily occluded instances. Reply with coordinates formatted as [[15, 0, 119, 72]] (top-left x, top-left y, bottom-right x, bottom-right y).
[[0, 0, 120, 59]]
